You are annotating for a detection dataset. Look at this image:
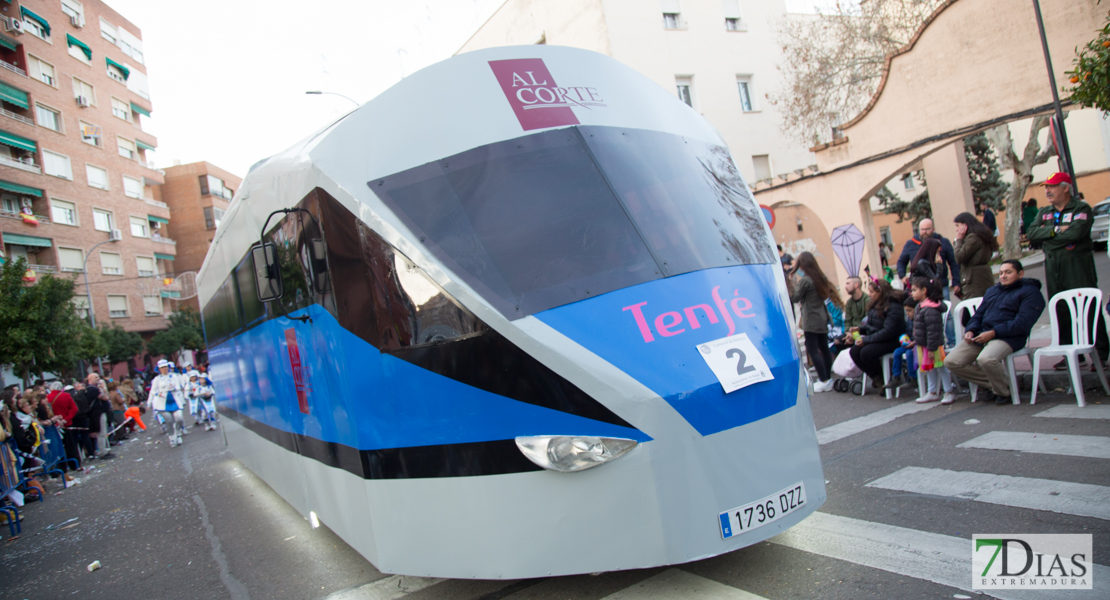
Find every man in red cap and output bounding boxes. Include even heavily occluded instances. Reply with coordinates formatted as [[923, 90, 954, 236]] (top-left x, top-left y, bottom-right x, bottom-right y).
[[1026, 172, 1107, 364]]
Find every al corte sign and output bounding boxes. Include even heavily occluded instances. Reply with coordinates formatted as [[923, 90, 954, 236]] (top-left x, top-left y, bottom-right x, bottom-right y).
[[489, 58, 606, 131]]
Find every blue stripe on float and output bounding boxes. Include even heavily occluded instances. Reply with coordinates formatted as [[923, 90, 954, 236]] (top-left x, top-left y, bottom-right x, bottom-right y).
[[208, 304, 650, 452], [536, 264, 800, 437]]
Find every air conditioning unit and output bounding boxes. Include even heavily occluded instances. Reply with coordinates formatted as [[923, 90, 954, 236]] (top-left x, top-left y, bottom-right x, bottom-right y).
[[5, 19, 24, 34], [109, 228, 123, 241], [76, 96, 91, 107], [69, 15, 82, 28]]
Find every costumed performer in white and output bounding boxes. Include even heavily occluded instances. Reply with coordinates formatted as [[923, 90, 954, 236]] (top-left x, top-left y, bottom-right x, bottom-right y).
[[189, 370, 218, 431], [149, 359, 186, 447]]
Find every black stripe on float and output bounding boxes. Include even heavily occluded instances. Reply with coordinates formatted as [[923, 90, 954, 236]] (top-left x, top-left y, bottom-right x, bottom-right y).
[[218, 406, 543, 479]]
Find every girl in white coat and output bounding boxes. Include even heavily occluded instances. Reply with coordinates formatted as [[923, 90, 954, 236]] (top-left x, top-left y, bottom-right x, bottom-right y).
[[149, 359, 186, 447], [189, 371, 218, 431]]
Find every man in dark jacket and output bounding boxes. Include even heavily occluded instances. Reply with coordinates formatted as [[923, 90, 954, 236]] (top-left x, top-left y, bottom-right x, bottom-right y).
[[1025, 172, 1107, 363], [945, 260, 1045, 405], [896, 218, 960, 298]]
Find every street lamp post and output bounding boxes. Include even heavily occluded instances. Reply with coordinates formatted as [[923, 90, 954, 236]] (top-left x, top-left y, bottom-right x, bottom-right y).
[[1030, 0, 1078, 192], [83, 235, 119, 374], [305, 90, 360, 107]]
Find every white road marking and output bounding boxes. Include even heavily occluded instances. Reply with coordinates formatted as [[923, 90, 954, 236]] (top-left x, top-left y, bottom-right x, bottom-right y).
[[817, 401, 937, 445], [323, 575, 444, 600], [957, 431, 1110, 460], [866, 467, 1110, 520], [600, 569, 767, 600], [1033, 405, 1110, 420], [772, 511, 1109, 600]]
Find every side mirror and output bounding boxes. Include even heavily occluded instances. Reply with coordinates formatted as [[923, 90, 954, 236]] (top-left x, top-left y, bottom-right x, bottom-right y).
[[252, 243, 283, 302]]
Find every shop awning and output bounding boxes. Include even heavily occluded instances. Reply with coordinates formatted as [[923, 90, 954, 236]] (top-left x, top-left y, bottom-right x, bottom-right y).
[[148, 215, 169, 225], [105, 57, 129, 80], [130, 102, 151, 117], [0, 129, 36, 152], [66, 34, 92, 61], [0, 179, 42, 197], [0, 80, 29, 110], [20, 7, 50, 36], [154, 253, 175, 261], [3, 232, 52, 247], [0, 33, 20, 52]]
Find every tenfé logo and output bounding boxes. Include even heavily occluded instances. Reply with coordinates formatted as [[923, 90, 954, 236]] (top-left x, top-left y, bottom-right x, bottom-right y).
[[973, 534, 1092, 590], [488, 58, 605, 131], [284, 328, 311, 415]]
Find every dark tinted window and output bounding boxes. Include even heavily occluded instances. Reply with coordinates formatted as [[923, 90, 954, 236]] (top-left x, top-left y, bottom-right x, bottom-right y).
[[202, 275, 241, 347], [373, 126, 772, 319], [235, 255, 266, 326]]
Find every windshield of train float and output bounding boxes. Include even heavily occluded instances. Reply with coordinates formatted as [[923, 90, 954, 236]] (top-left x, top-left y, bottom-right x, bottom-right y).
[[372, 126, 775, 318]]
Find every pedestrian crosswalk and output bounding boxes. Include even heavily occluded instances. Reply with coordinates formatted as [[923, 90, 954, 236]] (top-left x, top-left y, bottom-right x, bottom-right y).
[[321, 401, 1108, 600]]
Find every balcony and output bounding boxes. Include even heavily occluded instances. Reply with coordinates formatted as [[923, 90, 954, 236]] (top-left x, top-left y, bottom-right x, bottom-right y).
[[0, 60, 27, 78], [0, 208, 51, 224], [151, 235, 176, 246], [27, 264, 57, 273], [144, 198, 169, 209], [1, 106, 34, 127], [0, 155, 41, 174]]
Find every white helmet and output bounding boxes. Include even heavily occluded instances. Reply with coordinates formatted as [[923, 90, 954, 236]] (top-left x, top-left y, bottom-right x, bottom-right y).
[[157, 359, 170, 369], [188, 370, 200, 378]]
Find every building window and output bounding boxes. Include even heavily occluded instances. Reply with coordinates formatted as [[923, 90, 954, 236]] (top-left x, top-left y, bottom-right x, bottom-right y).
[[111, 97, 129, 121], [62, 0, 85, 25], [129, 215, 149, 238], [67, 39, 91, 65], [36, 104, 61, 131], [72, 296, 89, 319], [92, 208, 113, 232], [43, 150, 73, 179], [107, 63, 127, 83], [737, 76, 755, 112], [117, 137, 135, 159], [22, 16, 49, 41], [51, 199, 78, 225], [880, 226, 893, 248], [99, 18, 117, 44], [136, 255, 155, 277], [72, 78, 95, 106], [752, 154, 772, 181], [131, 49, 144, 65], [723, 0, 745, 30], [59, 247, 84, 272], [199, 175, 233, 200], [0, 194, 19, 215], [203, 206, 225, 229], [28, 55, 55, 86], [107, 294, 129, 318], [123, 176, 143, 198], [902, 173, 915, 190], [675, 76, 693, 107], [86, 164, 109, 189], [143, 295, 162, 316], [100, 251, 122, 275], [79, 121, 101, 147]]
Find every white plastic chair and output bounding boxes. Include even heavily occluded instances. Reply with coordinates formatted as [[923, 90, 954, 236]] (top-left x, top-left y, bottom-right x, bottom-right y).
[[1031, 288, 1110, 407], [861, 354, 894, 399]]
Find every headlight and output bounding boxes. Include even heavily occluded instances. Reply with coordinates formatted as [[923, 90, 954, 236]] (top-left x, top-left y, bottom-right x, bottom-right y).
[[515, 436, 638, 472]]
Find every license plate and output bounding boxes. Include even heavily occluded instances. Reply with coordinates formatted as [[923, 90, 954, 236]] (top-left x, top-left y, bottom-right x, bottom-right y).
[[719, 481, 806, 539]]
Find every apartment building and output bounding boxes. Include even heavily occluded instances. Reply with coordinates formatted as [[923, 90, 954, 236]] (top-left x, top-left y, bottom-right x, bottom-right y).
[[0, 0, 171, 339], [159, 161, 240, 311], [457, 0, 816, 183]]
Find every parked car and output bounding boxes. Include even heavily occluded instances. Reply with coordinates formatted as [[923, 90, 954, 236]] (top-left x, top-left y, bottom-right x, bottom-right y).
[[1092, 198, 1110, 249]]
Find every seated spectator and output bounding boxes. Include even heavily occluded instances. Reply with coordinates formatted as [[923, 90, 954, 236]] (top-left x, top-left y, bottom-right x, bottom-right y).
[[945, 260, 1046, 405], [883, 296, 918, 389], [849, 279, 906, 388]]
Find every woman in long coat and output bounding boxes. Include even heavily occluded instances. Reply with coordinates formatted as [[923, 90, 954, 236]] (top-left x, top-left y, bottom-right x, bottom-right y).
[[953, 212, 998, 299]]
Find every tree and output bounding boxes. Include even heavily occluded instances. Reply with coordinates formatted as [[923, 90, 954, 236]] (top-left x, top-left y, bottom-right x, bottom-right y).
[[963, 132, 1009, 214], [101, 324, 144, 372], [875, 173, 931, 223], [146, 306, 205, 363], [1065, 6, 1110, 113], [771, 0, 944, 146], [0, 257, 90, 383], [985, 116, 1057, 260]]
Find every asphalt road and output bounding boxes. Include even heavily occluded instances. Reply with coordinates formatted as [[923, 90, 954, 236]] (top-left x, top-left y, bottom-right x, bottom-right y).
[[2, 254, 1108, 600]]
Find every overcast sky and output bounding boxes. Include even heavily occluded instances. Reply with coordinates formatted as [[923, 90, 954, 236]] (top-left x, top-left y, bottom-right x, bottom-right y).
[[104, 0, 507, 178], [106, 0, 839, 179]]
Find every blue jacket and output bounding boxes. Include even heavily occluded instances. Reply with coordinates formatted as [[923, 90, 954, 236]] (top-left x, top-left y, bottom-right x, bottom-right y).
[[965, 278, 1046, 351], [896, 234, 960, 289]]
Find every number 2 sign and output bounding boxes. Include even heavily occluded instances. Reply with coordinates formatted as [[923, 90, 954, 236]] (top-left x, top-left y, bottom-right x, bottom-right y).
[[697, 333, 774, 394]]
